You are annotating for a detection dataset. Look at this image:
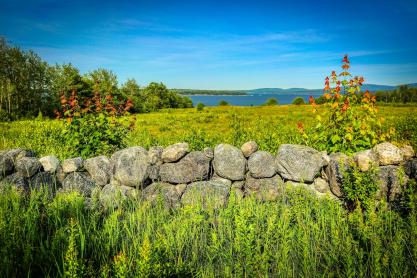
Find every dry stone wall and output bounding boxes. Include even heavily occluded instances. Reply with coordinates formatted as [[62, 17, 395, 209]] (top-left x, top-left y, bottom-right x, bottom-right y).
[[1, 142, 416, 208]]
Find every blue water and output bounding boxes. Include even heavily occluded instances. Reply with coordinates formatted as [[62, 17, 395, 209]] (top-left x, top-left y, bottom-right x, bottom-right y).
[[188, 92, 323, 106]]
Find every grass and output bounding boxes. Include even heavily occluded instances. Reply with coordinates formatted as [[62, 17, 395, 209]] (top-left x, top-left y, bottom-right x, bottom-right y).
[[1, 104, 417, 159], [0, 184, 416, 277]]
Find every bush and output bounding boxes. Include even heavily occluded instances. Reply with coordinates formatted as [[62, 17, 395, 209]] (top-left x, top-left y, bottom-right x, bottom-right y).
[[219, 100, 229, 106], [196, 102, 205, 111], [58, 91, 133, 158], [263, 98, 278, 106], [299, 55, 391, 154], [292, 96, 305, 105]]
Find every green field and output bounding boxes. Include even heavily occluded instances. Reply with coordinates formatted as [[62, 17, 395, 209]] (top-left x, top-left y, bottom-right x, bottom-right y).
[[2, 104, 417, 159]]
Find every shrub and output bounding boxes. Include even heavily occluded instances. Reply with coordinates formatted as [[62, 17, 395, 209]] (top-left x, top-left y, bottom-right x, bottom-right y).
[[263, 98, 278, 106], [196, 102, 205, 111], [292, 96, 305, 105], [218, 100, 229, 106], [57, 90, 133, 158], [299, 55, 392, 154]]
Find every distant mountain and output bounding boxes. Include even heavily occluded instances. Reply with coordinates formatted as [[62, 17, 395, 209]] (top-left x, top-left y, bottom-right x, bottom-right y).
[[176, 83, 417, 96]]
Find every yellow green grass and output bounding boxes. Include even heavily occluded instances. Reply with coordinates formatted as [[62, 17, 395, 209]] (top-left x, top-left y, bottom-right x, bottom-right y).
[[1, 105, 416, 159]]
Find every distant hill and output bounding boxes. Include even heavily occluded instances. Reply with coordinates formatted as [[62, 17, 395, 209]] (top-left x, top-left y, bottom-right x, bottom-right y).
[[176, 83, 417, 95]]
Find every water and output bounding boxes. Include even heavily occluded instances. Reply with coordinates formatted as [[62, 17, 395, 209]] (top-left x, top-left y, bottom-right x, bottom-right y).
[[188, 92, 323, 106]]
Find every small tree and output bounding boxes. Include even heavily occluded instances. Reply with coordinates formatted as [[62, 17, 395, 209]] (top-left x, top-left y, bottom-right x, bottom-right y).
[[196, 102, 205, 111], [292, 97, 305, 105], [219, 100, 229, 106], [263, 98, 278, 106]]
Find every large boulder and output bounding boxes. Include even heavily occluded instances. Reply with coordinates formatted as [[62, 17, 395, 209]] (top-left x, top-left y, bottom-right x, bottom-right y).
[[15, 157, 42, 178], [141, 182, 186, 208], [353, 149, 378, 171], [0, 152, 14, 177], [39, 155, 60, 173], [62, 172, 95, 197], [244, 174, 284, 201], [373, 142, 403, 166], [161, 143, 189, 163], [0, 172, 28, 192], [147, 146, 164, 182], [377, 166, 408, 202], [181, 180, 230, 208], [99, 184, 137, 208], [275, 144, 327, 183], [325, 153, 353, 198], [241, 141, 258, 158], [213, 144, 246, 181], [111, 147, 150, 188], [6, 148, 36, 164], [248, 151, 276, 178], [29, 172, 59, 194], [84, 155, 111, 186], [159, 151, 211, 184], [405, 158, 417, 179], [62, 157, 83, 173]]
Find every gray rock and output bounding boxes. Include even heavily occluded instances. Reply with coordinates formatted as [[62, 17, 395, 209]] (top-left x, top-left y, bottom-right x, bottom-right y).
[[203, 147, 214, 159], [15, 157, 42, 178], [285, 180, 315, 192], [111, 147, 150, 188], [6, 148, 36, 163], [245, 174, 284, 201], [373, 142, 403, 166], [353, 149, 378, 172], [39, 155, 60, 173], [325, 153, 353, 198], [99, 184, 137, 208], [400, 145, 415, 160], [231, 180, 245, 189], [213, 144, 246, 181], [62, 157, 83, 173], [142, 182, 186, 208], [84, 155, 111, 186], [405, 158, 417, 179], [241, 141, 258, 158], [377, 166, 408, 202], [161, 143, 189, 163], [55, 165, 66, 184], [29, 172, 59, 194], [181, 180, 230, 208], [0, 152, 14, 177], [62, 172, 95, 197], [211, 173, 233, 187], [148, 146, 164, 165], [275, 144, 327, 183], [313, 177, 330, 193], [248, 151, 276, 178], [231, 187, 245, 200], [159, 151, 211, 184], [0, 172, 28, 192]]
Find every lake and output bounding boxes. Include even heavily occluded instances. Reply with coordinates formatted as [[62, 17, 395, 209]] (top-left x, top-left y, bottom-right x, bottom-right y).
[[187, 92, 323, 106]]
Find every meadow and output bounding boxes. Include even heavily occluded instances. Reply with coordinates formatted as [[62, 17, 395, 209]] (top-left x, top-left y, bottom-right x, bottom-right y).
[[1, 104, 417, 159], [1, 104, 417, 277]]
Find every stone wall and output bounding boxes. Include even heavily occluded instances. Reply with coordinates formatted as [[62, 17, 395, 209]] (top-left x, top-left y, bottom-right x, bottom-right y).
[[1, 142, 416, 208]]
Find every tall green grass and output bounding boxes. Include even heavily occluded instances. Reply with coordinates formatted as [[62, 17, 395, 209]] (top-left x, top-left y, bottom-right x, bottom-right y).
[[0, 185, 416, 277]]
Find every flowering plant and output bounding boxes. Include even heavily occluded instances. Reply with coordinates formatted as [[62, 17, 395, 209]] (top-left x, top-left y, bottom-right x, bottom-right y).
[[56, 90, 134, 157], [299, 55, 393, 154]]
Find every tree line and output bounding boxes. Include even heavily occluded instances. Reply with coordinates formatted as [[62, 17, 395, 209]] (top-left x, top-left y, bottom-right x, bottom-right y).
[[0, 37, 192, 121]]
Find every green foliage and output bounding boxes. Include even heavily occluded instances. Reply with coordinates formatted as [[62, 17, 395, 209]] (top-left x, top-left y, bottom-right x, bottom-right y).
[[301, 55, 392, 154], [263, 97, 278, 106], [375, 85, 417, 103], [292, 96, 305, 105], [342, 164, 379, 211], [196, 102, 205, 111], [0, 185, 416, 277], [218, 100, 229, 106]]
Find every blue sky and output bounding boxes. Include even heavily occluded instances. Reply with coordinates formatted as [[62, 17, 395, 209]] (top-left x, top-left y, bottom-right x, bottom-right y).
[[1, 0, 417, 89]]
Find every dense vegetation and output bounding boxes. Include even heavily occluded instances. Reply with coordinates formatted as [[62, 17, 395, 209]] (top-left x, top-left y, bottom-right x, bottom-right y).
[[375, 85, 417, 103], [176, 89, 247, 95], [0, 38, 192, 121], [0, 183, 416, 277]]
